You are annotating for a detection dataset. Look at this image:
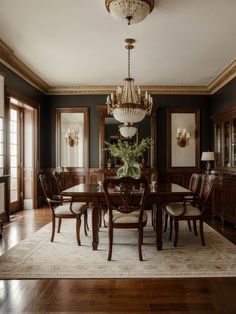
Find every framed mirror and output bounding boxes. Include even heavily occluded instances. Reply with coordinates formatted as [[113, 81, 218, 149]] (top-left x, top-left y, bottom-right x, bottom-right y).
[[56, 108, 89, 169], [167, 107, 200, 170], [96, 104, 157, 169], [104, 116, 139, 168]]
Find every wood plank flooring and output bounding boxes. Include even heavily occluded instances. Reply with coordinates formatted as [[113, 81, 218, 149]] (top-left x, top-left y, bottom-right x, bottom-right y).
[[0, 208, 236, 313]]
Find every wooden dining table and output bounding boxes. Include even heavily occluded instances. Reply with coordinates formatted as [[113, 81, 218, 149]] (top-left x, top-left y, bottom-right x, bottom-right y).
[[62, 182, 192, 250]]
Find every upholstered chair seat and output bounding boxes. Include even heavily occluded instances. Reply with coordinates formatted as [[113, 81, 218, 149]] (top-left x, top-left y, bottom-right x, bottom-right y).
[[104, 210, 148, 225], [54, 202, 87, 216], [166, 203, 201, 217]]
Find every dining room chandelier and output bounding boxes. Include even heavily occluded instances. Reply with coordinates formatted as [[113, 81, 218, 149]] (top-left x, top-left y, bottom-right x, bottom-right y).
[[105, 0, 154, 25], [106, 38, 153, 135]]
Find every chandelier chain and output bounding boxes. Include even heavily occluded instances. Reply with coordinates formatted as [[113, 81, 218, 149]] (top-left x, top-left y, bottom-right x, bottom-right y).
[[128, 48, 131, 79]]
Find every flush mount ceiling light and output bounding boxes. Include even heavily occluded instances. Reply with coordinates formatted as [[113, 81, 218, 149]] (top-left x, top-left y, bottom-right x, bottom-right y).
[[106, 38, 153, 135], [105, 0, 154, 25]]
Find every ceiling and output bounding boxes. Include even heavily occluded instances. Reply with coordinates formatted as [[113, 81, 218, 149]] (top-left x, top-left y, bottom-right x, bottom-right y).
[[0, 0, 236, 89]]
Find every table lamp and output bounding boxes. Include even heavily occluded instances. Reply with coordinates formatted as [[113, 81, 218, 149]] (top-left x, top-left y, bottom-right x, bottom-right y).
[[201, 152, 215, 174]]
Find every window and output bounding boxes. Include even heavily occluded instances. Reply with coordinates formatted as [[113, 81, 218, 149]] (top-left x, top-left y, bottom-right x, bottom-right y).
[[9, 108, 19, 202], [0, 118, 4, 175]]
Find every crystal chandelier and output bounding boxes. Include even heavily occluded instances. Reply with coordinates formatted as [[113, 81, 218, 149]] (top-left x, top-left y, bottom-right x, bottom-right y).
[[106, 38, 153, 137], [105, 0, 154, 25]]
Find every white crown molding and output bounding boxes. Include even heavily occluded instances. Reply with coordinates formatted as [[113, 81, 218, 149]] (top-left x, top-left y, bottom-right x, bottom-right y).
[[0, 39, 236, 96], [0, 39, 49, 93]]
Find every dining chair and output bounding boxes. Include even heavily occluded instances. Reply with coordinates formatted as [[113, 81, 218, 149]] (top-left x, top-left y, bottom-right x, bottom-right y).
[[39, 173, 88, 245], [54, 172, 89, 234], [164, 172, 203, 233], [103, 176, 148, 261], [165, 174, 215, 247]]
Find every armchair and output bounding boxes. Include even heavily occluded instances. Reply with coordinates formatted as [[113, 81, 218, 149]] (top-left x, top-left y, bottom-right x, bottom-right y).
[[39, 173, 88, 246], [103, 176, 148, 261], [165, 175, 215, 247]]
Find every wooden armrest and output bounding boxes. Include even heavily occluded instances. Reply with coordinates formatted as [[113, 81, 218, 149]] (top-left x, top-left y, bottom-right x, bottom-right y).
[[53, 194, 72, 202], [48, 197, 72, 206], [184, 195, 194, 200]]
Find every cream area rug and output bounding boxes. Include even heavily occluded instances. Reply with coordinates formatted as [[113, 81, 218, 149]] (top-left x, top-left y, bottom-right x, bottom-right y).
[[0, 215, 236, 279]]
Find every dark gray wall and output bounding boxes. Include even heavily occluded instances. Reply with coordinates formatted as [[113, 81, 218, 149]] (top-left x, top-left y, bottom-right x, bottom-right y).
[[211, 76, 236, 115], [0, 64, 45, 104], [155, 95, 211, 169], [0, 62, 216, 171], [43, 94, 212, 170], [41, 95, 105, 168], [1, 64, 45, 173]]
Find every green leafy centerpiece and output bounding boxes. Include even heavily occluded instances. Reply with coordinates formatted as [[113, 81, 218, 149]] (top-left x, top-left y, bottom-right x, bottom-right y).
[[106, 138, 151, 178]]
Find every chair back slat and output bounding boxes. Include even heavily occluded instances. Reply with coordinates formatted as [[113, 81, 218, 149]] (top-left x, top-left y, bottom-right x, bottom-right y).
[[103, 176, 148, 216], [38, 173, 59, 200], [189, 173, 202, 194], [199, 174, 215, 204], [54, 172, 64, 193]]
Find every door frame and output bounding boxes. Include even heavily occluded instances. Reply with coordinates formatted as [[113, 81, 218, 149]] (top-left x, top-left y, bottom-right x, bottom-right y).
[[5, 88, 40, 210]]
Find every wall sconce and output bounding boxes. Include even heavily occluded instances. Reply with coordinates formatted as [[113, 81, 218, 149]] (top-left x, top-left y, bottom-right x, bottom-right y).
[[65, 129, 79, 147], [201, 151, 215, 174], [176, 128, 191, 147]]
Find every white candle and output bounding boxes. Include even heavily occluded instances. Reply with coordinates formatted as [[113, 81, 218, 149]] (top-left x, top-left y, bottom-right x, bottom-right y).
[[177, 128, 182, 134]]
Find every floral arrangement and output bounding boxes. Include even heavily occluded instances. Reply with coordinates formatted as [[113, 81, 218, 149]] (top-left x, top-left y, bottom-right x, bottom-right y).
[[105, 138, 151, 178]]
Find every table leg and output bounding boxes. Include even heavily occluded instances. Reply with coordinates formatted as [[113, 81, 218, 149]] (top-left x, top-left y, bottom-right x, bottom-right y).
[[92, 205, 100, 250], [155, 201, 163, 250]]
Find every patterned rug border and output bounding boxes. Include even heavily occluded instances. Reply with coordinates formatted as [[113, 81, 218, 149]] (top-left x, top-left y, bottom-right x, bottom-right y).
[[0, 219, 236, 279]]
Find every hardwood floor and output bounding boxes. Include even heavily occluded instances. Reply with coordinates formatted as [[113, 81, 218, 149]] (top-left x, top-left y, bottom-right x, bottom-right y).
[[0, 208, 236, 313]]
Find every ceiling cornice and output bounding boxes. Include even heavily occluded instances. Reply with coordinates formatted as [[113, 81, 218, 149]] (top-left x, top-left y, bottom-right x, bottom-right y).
[[0, 39, 236, 96], [208, 59, 236, 94], [0, 39, 49, 93], [47, 85, 209, 95]]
